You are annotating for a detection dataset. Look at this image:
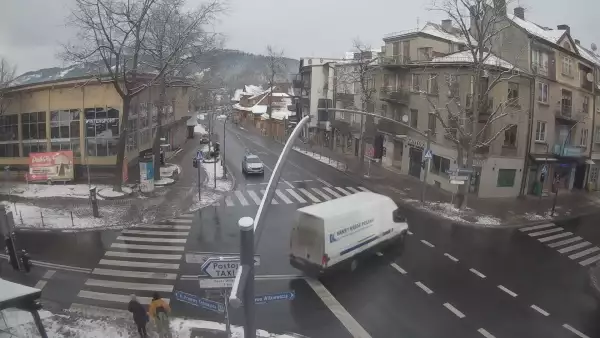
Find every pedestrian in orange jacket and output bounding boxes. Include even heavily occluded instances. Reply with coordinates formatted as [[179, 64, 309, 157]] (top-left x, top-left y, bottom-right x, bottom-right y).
[[148, 292, 171, 338]]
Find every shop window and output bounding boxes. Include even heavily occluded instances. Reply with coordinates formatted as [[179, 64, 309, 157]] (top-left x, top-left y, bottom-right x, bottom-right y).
[[85, 107, 120, 156], [50, 109, 81, 156], [497, 169, 516, 187], [0, 114, 19, 157], [22, 111, 47, 156], [0, 143, 19, 157], [430, 155, 450, 177]]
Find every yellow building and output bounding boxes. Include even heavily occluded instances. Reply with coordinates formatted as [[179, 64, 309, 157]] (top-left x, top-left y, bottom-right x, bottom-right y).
[[2, 76, 191, 180]]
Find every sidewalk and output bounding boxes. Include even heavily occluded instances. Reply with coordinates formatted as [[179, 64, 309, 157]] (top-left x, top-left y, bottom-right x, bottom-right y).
[[293, 140, 600, 227]]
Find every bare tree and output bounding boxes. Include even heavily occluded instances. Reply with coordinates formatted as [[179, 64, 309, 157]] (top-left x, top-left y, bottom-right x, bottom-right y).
[[0, 58, 17, 115], [142, 0, 225, 180], [63, 0, 181, 191], [264, 45, 285, 130], [422, 0, 529, 208]]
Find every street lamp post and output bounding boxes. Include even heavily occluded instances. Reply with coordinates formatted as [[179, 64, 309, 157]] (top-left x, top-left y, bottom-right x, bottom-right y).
[[222, 115, 227, 179], [421, 129, 432, 202]]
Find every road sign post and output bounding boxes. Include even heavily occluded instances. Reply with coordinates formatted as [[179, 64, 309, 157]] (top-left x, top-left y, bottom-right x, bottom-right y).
[[421, 133, 432, 202], [196, 152, 203, 202]]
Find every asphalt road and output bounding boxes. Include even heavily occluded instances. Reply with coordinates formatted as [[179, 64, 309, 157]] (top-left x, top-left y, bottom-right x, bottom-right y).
[[2, 118, 600, 338]]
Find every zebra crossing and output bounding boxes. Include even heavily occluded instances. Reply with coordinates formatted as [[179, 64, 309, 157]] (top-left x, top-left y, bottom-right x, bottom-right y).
[[217, 186, 370, 207], [75, 214, 195, 309], [519, 223, 600, 267]]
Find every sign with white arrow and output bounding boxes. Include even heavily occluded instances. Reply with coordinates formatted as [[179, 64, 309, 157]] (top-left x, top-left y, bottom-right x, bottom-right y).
[[201, 257, 240, 278]]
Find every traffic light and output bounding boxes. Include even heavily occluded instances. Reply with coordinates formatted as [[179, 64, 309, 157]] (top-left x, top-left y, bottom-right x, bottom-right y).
[[5, 236, 18, 270]]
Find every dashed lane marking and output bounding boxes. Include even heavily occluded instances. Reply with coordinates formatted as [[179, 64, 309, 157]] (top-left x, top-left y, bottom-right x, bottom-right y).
[[497, 285, 518, 297], [469, 268, 486, 279], [34, 280, 47, 290], [42, 270, 56, 279], [530, 304, 550, 316], [562, 324, 590, 338], [557, 241, 591, 254], [547, 236, 583, 248], [375, 252, 383, 257], [415, 281, 434, 294], [420, 239, 435, 248], [443, 303, 466, 318], [519, 223, 555, 232], [444, 253, 459, 262], [390, 263, 407, 275], [305, 278, 373, 338], [538, 232, 573, 243], [477, 328, 496, 338], [528, 227, 564, 237]]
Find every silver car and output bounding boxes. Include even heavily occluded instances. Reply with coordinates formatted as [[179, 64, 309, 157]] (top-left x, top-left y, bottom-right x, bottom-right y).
[[242, 154, 264, 175]]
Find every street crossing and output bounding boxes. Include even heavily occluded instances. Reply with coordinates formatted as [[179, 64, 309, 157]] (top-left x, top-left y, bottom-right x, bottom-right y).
[[214, 186, 370, 207], [519, 223, 600, 267], [75, 213, 196, 309]]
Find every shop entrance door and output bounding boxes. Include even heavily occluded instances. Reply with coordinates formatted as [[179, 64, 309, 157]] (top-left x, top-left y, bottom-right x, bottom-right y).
[[408, 147, 423, 178]]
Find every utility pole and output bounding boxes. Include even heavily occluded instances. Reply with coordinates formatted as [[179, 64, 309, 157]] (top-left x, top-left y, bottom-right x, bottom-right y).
[[223, 116, 227, 179]]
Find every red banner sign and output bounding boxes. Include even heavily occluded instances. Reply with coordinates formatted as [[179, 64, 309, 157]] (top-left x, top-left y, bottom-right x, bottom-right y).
[[27, 151, 74, 182]]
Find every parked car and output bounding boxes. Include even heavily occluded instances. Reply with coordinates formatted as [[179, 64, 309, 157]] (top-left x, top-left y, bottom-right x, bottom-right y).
[[199, 134, 210, 144], [242, 154, 264, 175]]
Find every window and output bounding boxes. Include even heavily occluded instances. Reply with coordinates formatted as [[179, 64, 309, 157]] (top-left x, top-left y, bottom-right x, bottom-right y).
[[580, 128, 589, 146], [532, 50, 549, 75], [427, 74, 438, 94], [411, 74, 420, 92], [497, 169, 516, 187], [383, 73, 390, 88], [504, 124, 517, 147], [430, 155, 450, 176], [535, 121, 547, 142], [85, 107, 120, 156], [410, 109, 418, 129], [381, 104, 388, 117], [417, 47, 432, 61], [50, 109, 81, 156], [583, 96, 590, 114], [428, 113, 436, 134], [447, 74, 460, 98], [508, 82, 519, 104], [596, 127, 600, 144], [562, 55, 573, 76], [0, 114, 19, 157], [22, 111, 47, 156], [537, 82, 548, 103]]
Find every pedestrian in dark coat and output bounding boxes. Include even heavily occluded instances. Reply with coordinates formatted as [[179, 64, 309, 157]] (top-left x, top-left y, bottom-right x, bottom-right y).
[[128, 294, 148, 338]]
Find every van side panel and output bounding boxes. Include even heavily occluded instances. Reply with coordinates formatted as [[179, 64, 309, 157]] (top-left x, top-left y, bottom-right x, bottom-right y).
[[325, 208, 381, 267], [291, 213, 324, 266]]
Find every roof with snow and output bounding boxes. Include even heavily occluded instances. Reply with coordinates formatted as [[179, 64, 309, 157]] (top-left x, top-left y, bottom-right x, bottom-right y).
[[576, 44, 600, 67], [428, 50, 523, 72], [507, 14, 566, 46], [251, 105, 268, 115], [384, 22, 471, 45]]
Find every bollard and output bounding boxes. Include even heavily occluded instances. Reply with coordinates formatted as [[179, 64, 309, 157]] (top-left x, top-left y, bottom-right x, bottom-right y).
[[40, 210, 44, 227], [70, 211, 75, 227], [19, 210, 23, 225]]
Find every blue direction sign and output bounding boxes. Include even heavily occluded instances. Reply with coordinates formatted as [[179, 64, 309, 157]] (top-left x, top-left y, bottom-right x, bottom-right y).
[[174, 290, 224, 313], [255, 291, 295, 304], [541, 165, 548, 174], [196, 151, 204, 161]]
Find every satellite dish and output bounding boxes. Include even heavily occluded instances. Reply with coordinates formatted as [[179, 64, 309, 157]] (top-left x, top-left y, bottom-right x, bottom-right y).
[[587, 73, 594, 82], [402, 115, 409, 123], [592, 43, 598, 52]]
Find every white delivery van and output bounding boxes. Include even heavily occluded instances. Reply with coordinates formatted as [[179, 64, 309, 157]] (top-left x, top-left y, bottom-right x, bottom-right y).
[[289, 191, 408, 276]]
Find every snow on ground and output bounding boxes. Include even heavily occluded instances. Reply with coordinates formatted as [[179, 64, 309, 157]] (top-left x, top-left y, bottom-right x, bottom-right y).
[[0, 183, 112, 200], [194, 124, 207, 134], [2, 200, 129, 230], [189, 159, 234, 211], [160, 163, 182, 178], [402, 200, 503, 226], [155, 177, 175, 186], [97, 186, 133, 198], [0, 307, 300, 338], [293, 147, 347, 171]]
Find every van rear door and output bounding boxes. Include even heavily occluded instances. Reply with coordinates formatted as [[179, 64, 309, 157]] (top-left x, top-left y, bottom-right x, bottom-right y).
[[291, 214, 324, 267]]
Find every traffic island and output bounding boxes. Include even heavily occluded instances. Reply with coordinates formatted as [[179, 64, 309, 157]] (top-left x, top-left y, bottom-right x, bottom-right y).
[[96, 186, 134, 200]]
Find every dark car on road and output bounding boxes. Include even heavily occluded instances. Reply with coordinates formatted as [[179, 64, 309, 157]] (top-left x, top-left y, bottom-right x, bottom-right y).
[[242, 154, 264, 175]]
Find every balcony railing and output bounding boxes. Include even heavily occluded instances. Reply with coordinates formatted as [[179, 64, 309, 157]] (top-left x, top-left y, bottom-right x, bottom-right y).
[[335, 92, 355, 103], [381, 55, 411, 67], [380, 87, 410, 104], [553, 143, 585, 157], [555, 103, 573, 120]]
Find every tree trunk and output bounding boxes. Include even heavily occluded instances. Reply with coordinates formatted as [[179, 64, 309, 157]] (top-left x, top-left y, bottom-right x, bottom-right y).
[[152, 75, 167, 181], [113, 96, 131, 192], [358, 115, 365, 171]]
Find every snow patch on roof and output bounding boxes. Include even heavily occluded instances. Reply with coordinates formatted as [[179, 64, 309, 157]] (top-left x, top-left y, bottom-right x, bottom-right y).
[[232, 89, 243, 101], [244, 85, 263, 95], [430, 50, 520, 71], [251, 105, 268, 115], [385, 22, 471, 45], [576, 44, 600, 66], [507, 14, 565, 45]]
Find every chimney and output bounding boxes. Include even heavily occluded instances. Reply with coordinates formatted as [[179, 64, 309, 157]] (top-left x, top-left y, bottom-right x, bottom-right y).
[[441, 19, 453, 32], [575, 39, 581, 45], [557, 24, 570, 34], [493, 0, 507, 14], [513, 7, 525, 20]]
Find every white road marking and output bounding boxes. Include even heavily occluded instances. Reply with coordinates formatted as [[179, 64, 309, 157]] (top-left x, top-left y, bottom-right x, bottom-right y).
[[580, 253, 600, 266], [335, 187, 352, 195], [78, 290, 170, 305], [116, 236, 186, 243], [420, 240, 435, 248], [34, 280, 47, 290], [323, 187, 342, 198], [346, 187, 361, 193], [121, 230, 189, 236], [390, 263, 407, 274], [557, 241, 591, 254], [275, 189, 293, 204], [225, 195, 235, 206], [85, 279, 174, 292], [562, 324, 590, 338], [166, 219, 193, 224], [260, 189, 279, 204], [469, 268, 486, 278], [312, 188, 332, 201], [530, 304, 550, 316], [247, 190, 262, 205], [415, 281, 434, 294], [357, 186, 370, 192], [111, 243, 184, 251], [99, 259, 179, 270], [92, 268, 177, 280], [305, 278, 372, 338], [283, 180, 295, 189], [286, 189, 307, 203], [132, 225, 190, 230], [298, 188, 320, 203], [104, 251, 181, 260], [443, 303, 465, 318], [375, 252, 383, 257], [444, 253, 459, 262], [569, 247, 600, 260], [316, 177, 333, 188], [519, 223, 555, 232], [547, 236, 583, 248], [234, 191, 249, 206], [42, 270, 56, 279], [497, 285, 518, 297], [528, 227, 564, 237], [538, 232, 573, 243], [477, 328, 495, 338]]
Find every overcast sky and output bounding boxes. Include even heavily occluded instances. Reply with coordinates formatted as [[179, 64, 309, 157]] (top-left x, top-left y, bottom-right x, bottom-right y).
[[0, 0, 598, 75]]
